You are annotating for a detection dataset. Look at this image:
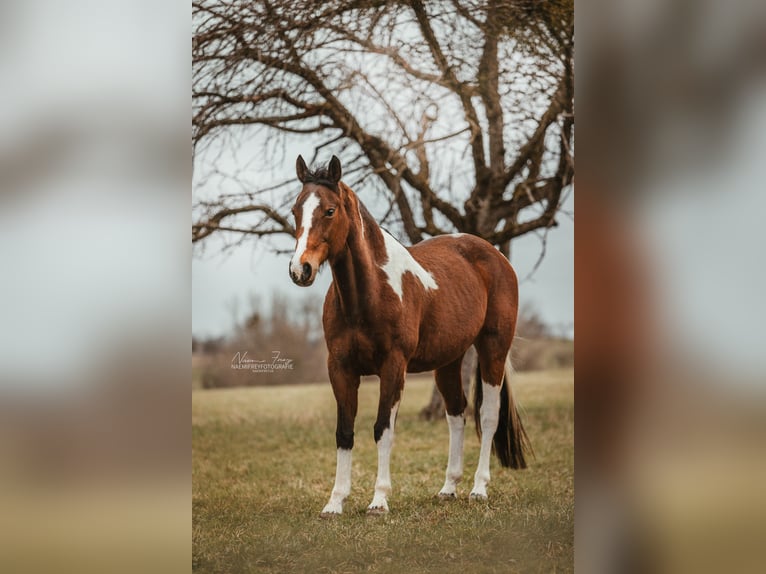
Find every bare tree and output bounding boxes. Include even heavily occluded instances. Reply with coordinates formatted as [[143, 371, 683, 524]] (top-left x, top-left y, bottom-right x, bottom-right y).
[[193, 0, 573, 252], [192, 0, 573, 416]]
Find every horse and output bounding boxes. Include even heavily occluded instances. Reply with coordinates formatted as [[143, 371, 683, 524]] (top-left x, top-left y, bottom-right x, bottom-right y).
[[288, 155, 531, 516]]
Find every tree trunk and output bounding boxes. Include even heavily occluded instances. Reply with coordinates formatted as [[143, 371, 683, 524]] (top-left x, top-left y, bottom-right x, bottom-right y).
[[499, 239, 511, 260], [419, 346, 478, 420]]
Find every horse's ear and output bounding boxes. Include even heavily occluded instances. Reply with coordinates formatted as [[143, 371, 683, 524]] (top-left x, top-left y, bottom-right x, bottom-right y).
[[296, 155, 308, 183], [328, 155, 342, 184]]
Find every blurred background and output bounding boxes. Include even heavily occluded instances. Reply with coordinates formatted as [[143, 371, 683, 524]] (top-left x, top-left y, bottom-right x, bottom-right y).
[[0, 1, 189, 573], [577, 0, 766, 572]]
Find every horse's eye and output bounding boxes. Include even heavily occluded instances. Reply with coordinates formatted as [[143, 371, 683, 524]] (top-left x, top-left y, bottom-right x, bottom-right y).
[[325, 208, 335, 217]]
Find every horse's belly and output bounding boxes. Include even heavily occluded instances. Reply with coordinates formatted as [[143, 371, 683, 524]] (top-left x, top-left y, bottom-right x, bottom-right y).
[[406, 319, 483, 372], [406, 354, 457, 373], [406, 339, 475, 372], [405, 285, 486, 372]]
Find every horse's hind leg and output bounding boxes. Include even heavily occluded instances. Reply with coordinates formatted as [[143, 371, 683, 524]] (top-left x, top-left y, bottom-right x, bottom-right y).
[[435, 355, 467, 498], [471, 333, 511, 499]]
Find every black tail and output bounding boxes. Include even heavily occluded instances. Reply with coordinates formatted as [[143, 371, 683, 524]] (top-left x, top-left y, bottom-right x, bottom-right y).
[[472, 355, 532, 469]]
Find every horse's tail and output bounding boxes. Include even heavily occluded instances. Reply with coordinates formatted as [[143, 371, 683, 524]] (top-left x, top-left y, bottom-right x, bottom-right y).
[[472, 354, 532, 469]]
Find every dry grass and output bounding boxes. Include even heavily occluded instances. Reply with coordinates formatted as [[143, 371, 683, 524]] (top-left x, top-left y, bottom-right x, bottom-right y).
[[192, 368, 573, 573]]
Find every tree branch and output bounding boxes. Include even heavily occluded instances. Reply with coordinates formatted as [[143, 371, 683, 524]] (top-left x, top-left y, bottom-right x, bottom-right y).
[[409, 0, 487, 179], [192, 0, 573, 251], [193, 204, 294, 243]]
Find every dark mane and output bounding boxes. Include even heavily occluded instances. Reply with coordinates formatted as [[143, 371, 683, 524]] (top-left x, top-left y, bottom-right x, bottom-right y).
[[302, 167, 339, 191]]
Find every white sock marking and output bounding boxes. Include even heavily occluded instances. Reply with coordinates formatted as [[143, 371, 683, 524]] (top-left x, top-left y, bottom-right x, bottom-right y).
[[321, 448, 352, 515], [369, 402, 399, 511], [439, 413, 465, 496], [290, 192, 320, 278], [472, 382, 500, 498], [380, 230, 438, 301]]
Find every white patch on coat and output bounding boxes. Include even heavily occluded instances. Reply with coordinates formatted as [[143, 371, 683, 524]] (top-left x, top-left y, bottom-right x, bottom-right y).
[[290, 192, 320, 277], [368, 402, 399, 511], [419, 232, 466, 243], [321, 448, 352, 515], [439, 413, 465, 496], [471, 382, 501, 498], [380, 230, 438, 301]]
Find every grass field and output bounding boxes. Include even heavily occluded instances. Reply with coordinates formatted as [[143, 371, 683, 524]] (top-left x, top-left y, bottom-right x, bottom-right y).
[[192, 368, 573, 573]]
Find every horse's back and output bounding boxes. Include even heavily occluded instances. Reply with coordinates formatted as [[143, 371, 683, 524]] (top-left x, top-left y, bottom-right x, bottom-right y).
[[410, 234, 517, 295]]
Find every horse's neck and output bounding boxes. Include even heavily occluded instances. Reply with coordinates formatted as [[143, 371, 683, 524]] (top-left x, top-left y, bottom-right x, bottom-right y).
[[330, 193, 387, 323]]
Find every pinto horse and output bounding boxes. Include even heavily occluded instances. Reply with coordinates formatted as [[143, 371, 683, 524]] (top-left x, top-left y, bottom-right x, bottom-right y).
[[289, 155, 531, 516]]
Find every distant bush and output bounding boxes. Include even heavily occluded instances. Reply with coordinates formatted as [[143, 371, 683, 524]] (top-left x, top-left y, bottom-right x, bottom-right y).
[[512, 338, 574, 372], [511, 303, 573, 371], [194, 292, 328, 388]]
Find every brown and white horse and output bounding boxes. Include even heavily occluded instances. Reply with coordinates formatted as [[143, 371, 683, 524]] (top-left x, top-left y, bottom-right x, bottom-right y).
[[289, 155, 531, 516]]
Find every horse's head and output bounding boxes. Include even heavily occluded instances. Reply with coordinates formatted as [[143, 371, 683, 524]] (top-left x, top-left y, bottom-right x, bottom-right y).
[[289, 155, 351, 286]]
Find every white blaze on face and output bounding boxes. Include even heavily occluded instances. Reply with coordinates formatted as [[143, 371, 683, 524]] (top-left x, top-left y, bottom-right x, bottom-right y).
[[290, 192, 321, 278], [380, 230, 438, 301]]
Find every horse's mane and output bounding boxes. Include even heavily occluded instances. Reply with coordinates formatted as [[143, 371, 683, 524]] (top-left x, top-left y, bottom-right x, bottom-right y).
[[302, 167, 339, 191]]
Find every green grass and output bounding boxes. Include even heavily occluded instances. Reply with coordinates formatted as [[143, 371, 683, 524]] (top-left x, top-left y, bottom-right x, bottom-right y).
[[193, 368, 573, 573]]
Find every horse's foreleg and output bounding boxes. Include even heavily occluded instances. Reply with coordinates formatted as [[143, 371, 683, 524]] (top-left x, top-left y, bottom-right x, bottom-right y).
[[321, 361, 359, 517], [367, 357, 406, 514]]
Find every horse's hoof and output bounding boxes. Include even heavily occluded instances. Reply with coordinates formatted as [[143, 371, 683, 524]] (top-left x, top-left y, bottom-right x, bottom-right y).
[[437, 492, 457, 500], [319, 511, 341, 519], [366, 506, 389, 516], [469, 492, 488, 501]]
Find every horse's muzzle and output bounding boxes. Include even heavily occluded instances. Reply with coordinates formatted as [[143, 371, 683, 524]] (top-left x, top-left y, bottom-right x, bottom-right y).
[[290, 261, 314, 286]]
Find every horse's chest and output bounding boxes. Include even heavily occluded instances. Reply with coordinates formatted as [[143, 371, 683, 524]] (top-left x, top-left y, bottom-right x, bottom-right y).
[[326, 327, 380, 374]]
